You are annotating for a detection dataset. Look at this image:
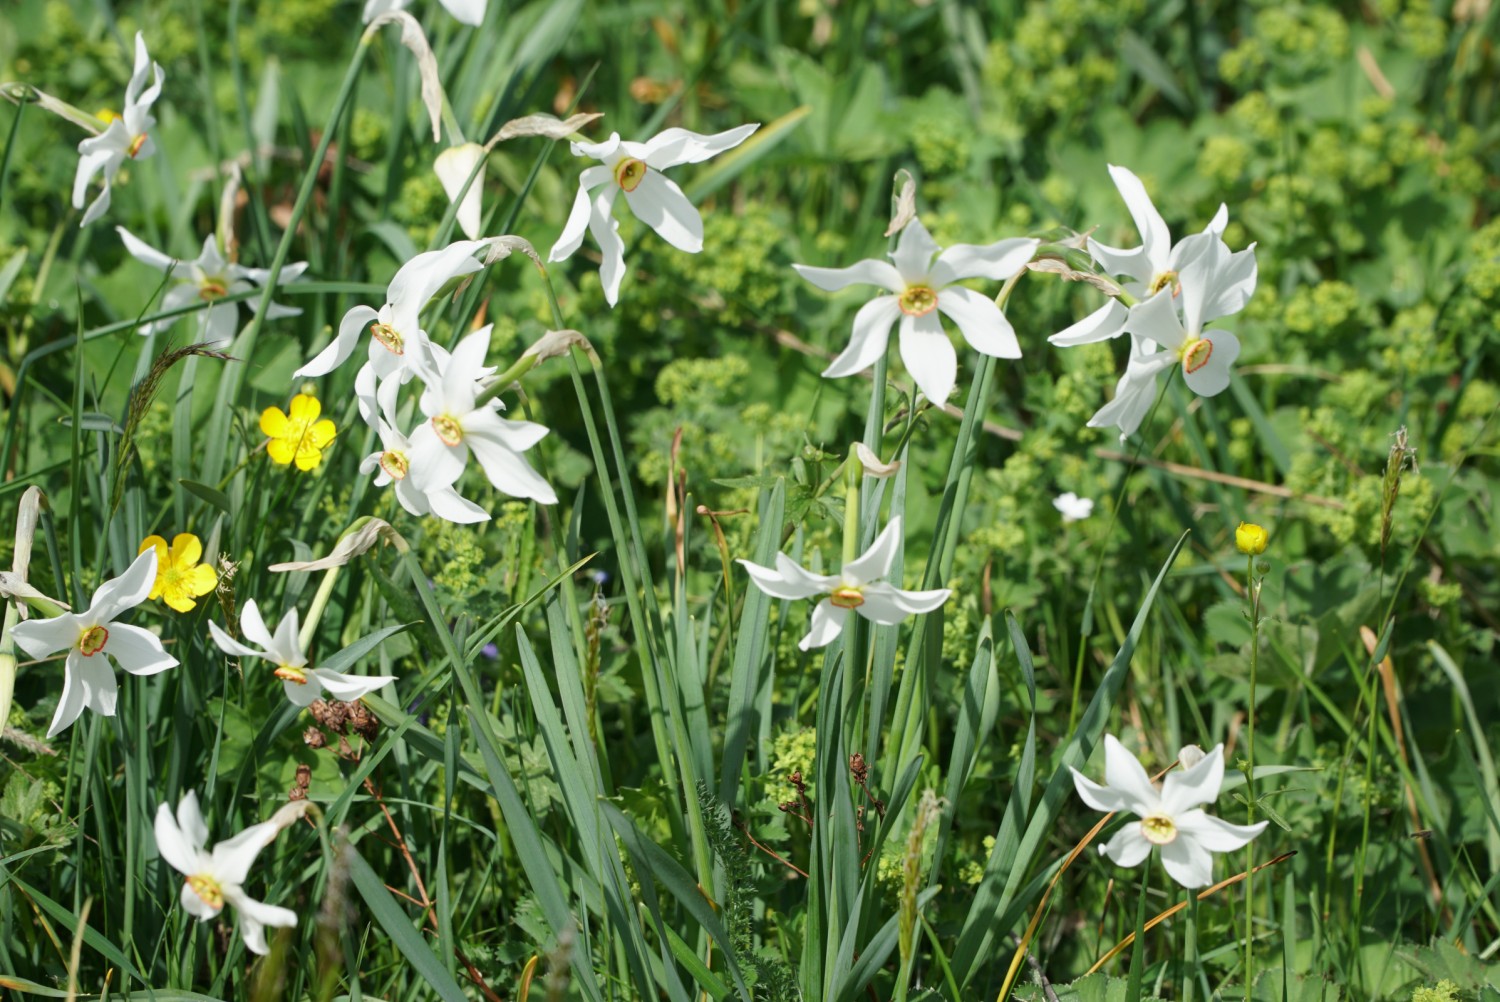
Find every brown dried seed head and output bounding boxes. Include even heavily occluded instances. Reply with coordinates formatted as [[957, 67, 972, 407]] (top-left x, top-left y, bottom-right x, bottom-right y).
[[303, 726, 327, 749], [295, 762, 312, 788]]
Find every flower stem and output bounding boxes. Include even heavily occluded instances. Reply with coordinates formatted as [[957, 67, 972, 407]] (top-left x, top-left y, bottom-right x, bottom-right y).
[[842, 445, 862, 569], [1067, 370, 1176, 733], [1244, 552, 1261, 1002], [299, 565, 342, 654], [1126, 862, 1151, 1002]]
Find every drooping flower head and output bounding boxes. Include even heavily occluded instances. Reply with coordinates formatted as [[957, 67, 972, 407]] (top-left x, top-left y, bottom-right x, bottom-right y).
[[74, 33, 164, 227], [1071, 735, 1267, 889], [548, 124, 760, 306], [138, 533, 218, 613], [154, 791, 305, 955], [293, 240, 487, 385], [434, 143, 487, 239], [116, 227, 307, 344], [207, 600, 397, 707], [8, 548, 178, 737], [792, 218, 1038, 405], [260, 393, 337, 471], [738, 517, 950, 651]]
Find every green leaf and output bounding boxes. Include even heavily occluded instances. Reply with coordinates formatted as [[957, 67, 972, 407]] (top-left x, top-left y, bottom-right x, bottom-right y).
[[179, 478, 232, 515], [344, 842, 470, 1002]]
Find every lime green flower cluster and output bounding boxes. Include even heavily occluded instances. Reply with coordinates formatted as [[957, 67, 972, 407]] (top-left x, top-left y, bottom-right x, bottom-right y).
[[979, 0, 1138, 132], [1411, 981, 1461, 1002], [768, 727, 818, 803], [676, 206, 793, 324]]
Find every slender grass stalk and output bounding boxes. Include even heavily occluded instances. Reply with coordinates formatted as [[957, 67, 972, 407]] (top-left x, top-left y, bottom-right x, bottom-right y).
[[1067, 371, 1175, 733], [1244, 549, 1262, 1002], [1126, 863, 1151, 1002]]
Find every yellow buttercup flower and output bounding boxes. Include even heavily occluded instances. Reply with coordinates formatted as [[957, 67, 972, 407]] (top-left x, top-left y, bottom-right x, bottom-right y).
[[260, 393, 336, 471], [138, 533, 219, 613], [1235, 521, 1268, 555]]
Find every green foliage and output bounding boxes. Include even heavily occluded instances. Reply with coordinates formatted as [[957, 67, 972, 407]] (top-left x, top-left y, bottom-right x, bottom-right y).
[[0, 0, 1497, 999]]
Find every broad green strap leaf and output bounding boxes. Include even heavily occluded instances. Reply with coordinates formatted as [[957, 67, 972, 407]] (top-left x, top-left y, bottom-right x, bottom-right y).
[[952, 530, 1189, 987], [345, 842, 469, 1002]]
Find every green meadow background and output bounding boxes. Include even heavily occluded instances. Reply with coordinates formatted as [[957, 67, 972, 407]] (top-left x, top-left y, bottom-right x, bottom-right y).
[[0, 0, 1498, 999]]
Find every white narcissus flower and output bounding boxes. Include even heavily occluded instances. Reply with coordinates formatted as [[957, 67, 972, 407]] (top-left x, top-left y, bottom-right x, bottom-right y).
[[435, 143, 487, 239], [1085, 235, 1257, 441], [1052, 492, 1094, 523], [792, 218, 1039, 406], [548, 124, 760, 306], [115, 228, 308, 344], [153, 791, 302, 955], [1050, 163, 1254, 349], [357, 373, 490, 523], [9, 549, 177, 738], [407, 325, 558, 505], [207, 600, 397, 708], [1127, 235, 1250, 394], [1071, 735, 1267, 889], [1085, 335, 1167, 441], [361, 0, 486, 25], [293, 240, 486, 384], [737, 517, 950, 651], [74, 33, 164, 227]]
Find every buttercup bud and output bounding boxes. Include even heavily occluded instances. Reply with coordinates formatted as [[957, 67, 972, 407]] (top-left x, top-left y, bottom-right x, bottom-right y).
[[1235, 521, 1268, 555]]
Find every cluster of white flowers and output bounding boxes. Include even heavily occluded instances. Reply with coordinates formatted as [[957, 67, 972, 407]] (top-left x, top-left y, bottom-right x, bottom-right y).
[[4, 17, 1277, 958], [1050, 165, 1258, 440]]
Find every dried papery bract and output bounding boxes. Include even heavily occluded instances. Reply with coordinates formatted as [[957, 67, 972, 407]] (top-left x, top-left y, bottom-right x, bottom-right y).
[[268, 517, 409, 572], [362, 12, 445, 142], [0, 488, 50, 734], [854, 442, 900, 479], [885, 168, 917, 238], [484, 112, 605, 149]]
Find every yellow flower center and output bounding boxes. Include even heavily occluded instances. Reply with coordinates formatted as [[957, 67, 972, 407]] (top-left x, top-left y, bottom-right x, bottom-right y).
[[613, 157, 647, 192], [1180, 338, 1213, 373], [380, 450, 410, 480], [369, 322, 404, 355], [199, 279, 227, 301], [187, 874, 224, 909], [1140, 814, 1177, 845], [432, 414, 464, 447], [829, 586, 865, 610], [898, 285, 939, 317], [275, 665, 308, 685], [77, 625, 109, 657], [1147, 270, 1180, 297], [96, 108, 121, 124], [127, 132, 148, 159]]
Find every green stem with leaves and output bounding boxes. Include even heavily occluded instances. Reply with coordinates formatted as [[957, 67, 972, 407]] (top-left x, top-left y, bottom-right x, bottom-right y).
[[1244, 551, 1262, 1002]]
